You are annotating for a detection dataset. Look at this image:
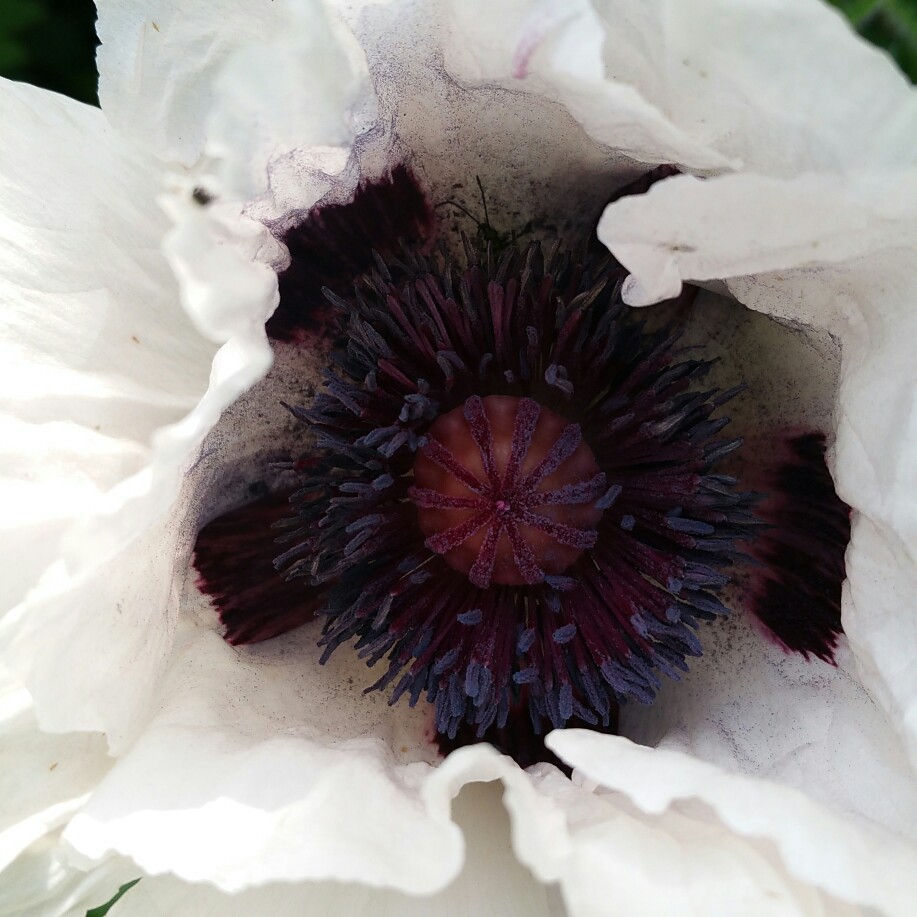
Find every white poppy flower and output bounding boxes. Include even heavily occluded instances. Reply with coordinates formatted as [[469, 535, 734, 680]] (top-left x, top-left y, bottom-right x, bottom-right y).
[[2, 0, 917, 915]]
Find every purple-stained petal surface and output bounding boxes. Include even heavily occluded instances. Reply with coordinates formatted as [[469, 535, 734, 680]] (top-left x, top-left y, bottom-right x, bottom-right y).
[[268, 165, 434, 343], [746, 431, 850, 663], [194, 489, 321, 645]]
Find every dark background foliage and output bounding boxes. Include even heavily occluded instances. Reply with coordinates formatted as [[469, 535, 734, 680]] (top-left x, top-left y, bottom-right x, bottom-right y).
[[831, 0, 917, 80], [0, 0, 98, 104], [0, 0, 913, 108]]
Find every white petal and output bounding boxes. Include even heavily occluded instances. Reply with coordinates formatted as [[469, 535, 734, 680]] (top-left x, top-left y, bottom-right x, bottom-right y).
[[95, 0, 300, 165], [446, 0, 732, 171], [449, 0, 917, 175], [0, 835, 135, 917], [620, 612, 917, 842], [97, 0, 371, 189], [0, 669, 110, 875], [598, 171, 917, 307], [334, 0, 644, 239], [0, 82, 276, 745], [547, 731, 917, 915], [527, 766, 860, 917], [71, 783, 556, 917], [0, 79, 207, 606], [205, 0, 373, 202], [610, 286, 917, 838], [0, 80, 233, 744], [17, 3, 917, 914]]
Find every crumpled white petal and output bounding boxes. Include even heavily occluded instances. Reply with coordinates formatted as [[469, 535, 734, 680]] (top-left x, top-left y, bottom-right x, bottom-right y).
[[599, 171, 917, 308], [446, 0, 733, 172], [547, 730, 917, 915], [62, 605, 451, 892], [619, 605, 917, 838], [62, 783, 558, 917], [0, 835, 132, 917], [0, 668, 110, 879], [0, 79, 206, 744], [0, 0, 376, 748], [447, 0, 917, 175], [97, 0, 373, 196], [0, 80, 206, 608]]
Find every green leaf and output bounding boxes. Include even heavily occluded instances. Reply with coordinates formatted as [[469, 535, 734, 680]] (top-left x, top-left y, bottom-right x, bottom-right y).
[[828, 0, 917, 82], [85, 878, 142, 917]]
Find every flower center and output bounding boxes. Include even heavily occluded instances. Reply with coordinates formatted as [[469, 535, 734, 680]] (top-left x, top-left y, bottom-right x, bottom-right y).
[[410, 395, 607, 588]]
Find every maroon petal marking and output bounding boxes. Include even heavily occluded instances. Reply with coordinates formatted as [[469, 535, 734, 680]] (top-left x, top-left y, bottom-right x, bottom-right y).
[[193, 490, 322, 645], [268, 165, 434, 343], [746, 432, 850, 663]]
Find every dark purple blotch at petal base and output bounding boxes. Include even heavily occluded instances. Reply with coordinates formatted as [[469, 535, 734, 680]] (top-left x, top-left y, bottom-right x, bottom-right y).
[[268, 165, 434, 343], [194, 489, 323, 645], [747, 432, 850, 663]]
